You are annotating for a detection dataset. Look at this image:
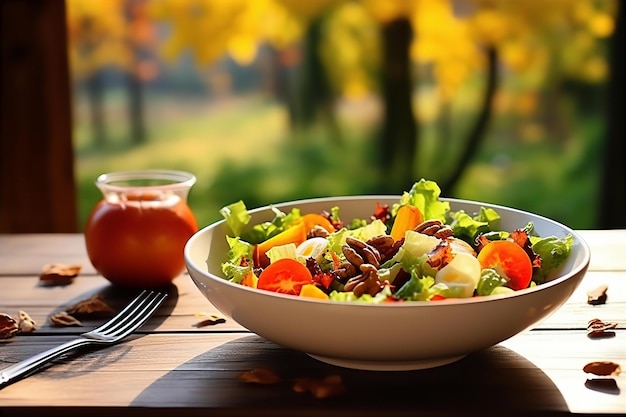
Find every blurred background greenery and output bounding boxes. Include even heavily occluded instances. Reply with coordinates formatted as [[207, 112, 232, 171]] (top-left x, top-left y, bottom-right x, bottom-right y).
[[67, 0, 618, 231]]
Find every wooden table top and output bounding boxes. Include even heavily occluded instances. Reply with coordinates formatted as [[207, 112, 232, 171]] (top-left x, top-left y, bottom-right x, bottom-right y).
[[0, 231, 624, 416]]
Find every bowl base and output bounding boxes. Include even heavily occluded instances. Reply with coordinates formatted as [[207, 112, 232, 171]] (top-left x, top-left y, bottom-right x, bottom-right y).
[[307, 353, 467, 371]]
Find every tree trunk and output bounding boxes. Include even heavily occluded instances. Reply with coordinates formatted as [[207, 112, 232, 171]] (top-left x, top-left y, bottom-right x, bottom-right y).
[[597, 1, 625, 228], [125, 0, 147, 145], [86, 70, 106, 147], [379, 17, 417, 194], [440, 46, 498, 195], [127, 67, 146, 144], [292, 15, 338, 140]]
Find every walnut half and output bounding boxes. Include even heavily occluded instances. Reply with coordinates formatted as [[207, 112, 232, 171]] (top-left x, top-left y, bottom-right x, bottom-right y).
[[39, 263, 82, 286], [0, 313, 19, 339]]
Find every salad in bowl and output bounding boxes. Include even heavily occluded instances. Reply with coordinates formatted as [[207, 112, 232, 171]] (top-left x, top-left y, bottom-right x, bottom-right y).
[[219, 179, 574, 304], [184, 179, 589, 370]]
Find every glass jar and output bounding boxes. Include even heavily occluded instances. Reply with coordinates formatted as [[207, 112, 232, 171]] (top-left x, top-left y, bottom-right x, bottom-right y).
[[84, 170, 198, 288]]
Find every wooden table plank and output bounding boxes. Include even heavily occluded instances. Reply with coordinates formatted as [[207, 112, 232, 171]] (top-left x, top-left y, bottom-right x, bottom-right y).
[[1, 232, 624, 416], [1, 331, 624, 415], [536, 270, 626, 329], [0, 274, 247, 334], [0, 234, 96, 275], [576, 229, 626, 271]]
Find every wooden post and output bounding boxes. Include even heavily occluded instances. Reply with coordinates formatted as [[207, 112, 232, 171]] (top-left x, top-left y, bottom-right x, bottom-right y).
[[0, 0, 77, 233], [597, 1, 625, 228]]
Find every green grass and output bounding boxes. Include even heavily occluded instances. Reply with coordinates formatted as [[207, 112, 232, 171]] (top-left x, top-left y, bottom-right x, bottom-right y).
[[73, 90, 601, 232]]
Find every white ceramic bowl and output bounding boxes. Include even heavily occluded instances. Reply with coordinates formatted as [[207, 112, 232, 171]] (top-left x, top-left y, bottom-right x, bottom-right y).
[[184, 197, 590, 371]]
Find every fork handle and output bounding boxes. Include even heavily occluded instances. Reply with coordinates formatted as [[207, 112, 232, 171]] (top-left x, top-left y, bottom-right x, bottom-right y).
[[0, 338, 90, 389]]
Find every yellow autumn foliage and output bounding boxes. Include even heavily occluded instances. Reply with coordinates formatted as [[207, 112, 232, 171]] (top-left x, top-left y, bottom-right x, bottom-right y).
[[66, 0, 617, 101]]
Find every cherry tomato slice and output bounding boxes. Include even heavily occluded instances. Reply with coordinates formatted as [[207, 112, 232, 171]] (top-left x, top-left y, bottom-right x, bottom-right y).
[[257, 258, 313, 295], [477, 240, 533, 290]]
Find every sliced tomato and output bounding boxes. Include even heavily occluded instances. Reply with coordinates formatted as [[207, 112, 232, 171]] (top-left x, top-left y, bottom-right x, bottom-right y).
[[430, 294, 447, 301], [476, 240, 533, 291], [257, 258, 313, 295]]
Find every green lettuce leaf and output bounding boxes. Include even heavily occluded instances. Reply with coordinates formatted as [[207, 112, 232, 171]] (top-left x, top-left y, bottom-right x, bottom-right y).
[[532, 234, 574, 283], [220, 235, 254, 283], [476, 268, 508, 296], [219, 200, 251, 237], [241, 207, 302, 244], [396, 178, 450, 222], [448, 207, 501, 243], [329, 285, 393, 304], [394, 273, 435, 301], [266, 243, 297, 264], [326, 219, 388, 254]]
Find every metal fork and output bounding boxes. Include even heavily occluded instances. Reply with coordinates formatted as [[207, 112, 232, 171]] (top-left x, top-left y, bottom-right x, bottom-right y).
[[0, 289, 167, 389]]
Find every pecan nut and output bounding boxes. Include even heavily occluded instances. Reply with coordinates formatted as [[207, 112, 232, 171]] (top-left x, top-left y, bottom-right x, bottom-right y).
[[414, 220, 453, 239], [344, 237, 381, 268], [342, 245, 364, 268], [587, 318, 617, 338], [344, 264, 383, 297], [583, 361, 621, 376], [334, 262, 358, 282], [367, 235, 401, 263]]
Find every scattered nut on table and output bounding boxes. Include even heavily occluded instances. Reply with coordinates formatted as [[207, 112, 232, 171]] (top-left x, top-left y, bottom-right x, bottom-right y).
[[66, 295, 115, 317], [0, 312, 19, 339], [17, 310, 38, 333], [587, 318, 617, 338], [586, 284, 608, 305], [39, 263, 82, 286], [239, 368, 282, 384], [583, 361, 621, 376], [49, 311, 83, 327], [193, 312, 226, 327], [293, 374, 346, 399]]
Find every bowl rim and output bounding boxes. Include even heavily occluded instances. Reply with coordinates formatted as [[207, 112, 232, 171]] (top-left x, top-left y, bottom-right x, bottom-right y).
[[185, 195, 591, 308]]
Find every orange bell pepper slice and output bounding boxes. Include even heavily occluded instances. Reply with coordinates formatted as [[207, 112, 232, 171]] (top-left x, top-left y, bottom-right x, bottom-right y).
[[253, 222, 307, 268], [389, 205, 424, 241]]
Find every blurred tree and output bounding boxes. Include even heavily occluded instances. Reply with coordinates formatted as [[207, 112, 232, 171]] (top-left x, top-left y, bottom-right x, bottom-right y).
[[149, 0, 335, 135], [363, 0, 499, 193], [379, 16, 417, 193], [99, 0, 615, 197], [465, 0, 616, 140], [124, 0, 156, 144], [66, 0, 158, 145], [290, 13, 340, 139], [66, 1, 122, 146]]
